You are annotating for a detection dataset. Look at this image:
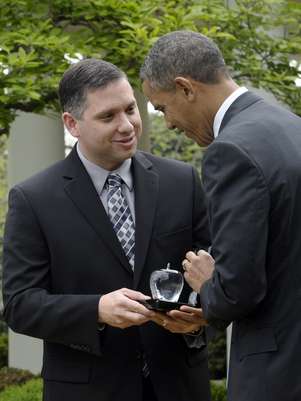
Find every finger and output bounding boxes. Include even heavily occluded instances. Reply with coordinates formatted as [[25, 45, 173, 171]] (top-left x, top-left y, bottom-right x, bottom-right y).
[[121, 288, 151, 300], [162, 311, 194, 333], [180, 305, 203, 315], [150, 311, 170, 325], [167, 309, 198, 321], [120, 311, 150, 326], [184, 270, 193, 284], [150, 315, 164, 325], [185, 250, 196, 261], [197, 249, 215, 263], [119, 296, 155, 317], [151, 316, 171, 329], [164, 321, 197, 333], [131, 301, 155, 317], [167, 310, 206, 327], [151, 311, 167, 320]]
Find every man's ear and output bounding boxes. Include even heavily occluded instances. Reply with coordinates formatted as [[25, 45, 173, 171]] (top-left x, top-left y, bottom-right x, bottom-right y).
[[62, 112, 80, 138], [174, 77, 196, 101]]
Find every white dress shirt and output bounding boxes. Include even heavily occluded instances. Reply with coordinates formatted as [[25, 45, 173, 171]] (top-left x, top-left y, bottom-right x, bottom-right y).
[[213, 87, 248, 138], [76, 144, 135, 222]]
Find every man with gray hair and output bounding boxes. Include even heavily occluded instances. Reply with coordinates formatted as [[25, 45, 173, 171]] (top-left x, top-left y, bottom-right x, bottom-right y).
[[141, 30, 301, 401], [3, 58, 211, 401]]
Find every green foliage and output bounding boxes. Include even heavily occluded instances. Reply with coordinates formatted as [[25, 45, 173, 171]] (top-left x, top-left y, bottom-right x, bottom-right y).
[[0, 135, 7, 328], [0, 377, 42, 400], [211, 380, 227, 401], [0, 376, 226, 401], [0, 135, 7, 315], [0, 333, 8, 369], [0, 367, 35, 392], [0, 318, 7, 335], [186, 0, 301, 115], [0, 0, 300, 134], [149, 113, 205, 174], [0, 0, 76, 133], [208, 331, 227, 380]]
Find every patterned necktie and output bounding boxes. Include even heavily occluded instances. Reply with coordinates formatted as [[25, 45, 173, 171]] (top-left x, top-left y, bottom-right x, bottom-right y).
[[106, 173, 135, 269]]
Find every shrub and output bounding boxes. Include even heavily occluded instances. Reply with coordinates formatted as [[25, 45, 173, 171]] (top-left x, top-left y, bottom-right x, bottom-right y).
[[0, 378, 42, 401], [0, 367, 35, 392], [0, 374, 227, 401], [0, 333, 8, 368], [211, 380, 227, 401], [208, 330, 227, 379], [0, 312, 8, 335]]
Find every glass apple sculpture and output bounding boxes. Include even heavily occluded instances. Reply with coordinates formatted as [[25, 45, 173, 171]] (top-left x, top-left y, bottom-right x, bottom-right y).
[[150, 263, 184, 302]]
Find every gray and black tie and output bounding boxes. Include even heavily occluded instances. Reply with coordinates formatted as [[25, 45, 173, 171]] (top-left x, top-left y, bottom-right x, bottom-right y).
[[106, 173, 135, 269]]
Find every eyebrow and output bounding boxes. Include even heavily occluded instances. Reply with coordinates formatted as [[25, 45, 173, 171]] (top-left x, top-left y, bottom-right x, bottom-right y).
[[154, 105, 164, 112], [94, 100, 136, 119]]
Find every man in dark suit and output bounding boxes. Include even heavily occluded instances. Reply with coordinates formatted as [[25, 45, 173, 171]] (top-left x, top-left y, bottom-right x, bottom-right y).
[[141, 30, 301, 401], [2, 59, 211, 401]]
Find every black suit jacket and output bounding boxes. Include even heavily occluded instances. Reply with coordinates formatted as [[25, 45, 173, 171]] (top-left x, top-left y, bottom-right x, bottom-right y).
[[3, 149, 211, 401], [199, 92, 301, 401]]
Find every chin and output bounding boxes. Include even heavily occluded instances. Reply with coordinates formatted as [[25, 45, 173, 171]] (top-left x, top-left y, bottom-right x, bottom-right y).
[[195, 138, 208, 147], [125, 146, 137, 159], [195, 131, 214, 147]]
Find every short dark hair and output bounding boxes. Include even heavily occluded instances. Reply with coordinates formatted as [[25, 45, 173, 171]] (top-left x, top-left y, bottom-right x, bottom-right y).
[[140, 30, 230, 90], [58, 58, 126, 118]]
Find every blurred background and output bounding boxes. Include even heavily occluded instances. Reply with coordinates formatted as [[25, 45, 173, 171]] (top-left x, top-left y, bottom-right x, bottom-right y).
[[0, 0, 300, 399]]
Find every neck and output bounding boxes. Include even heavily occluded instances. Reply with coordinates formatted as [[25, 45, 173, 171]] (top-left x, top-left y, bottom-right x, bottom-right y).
[[207, 79, 239, 117], [187, 78, 239, 146]]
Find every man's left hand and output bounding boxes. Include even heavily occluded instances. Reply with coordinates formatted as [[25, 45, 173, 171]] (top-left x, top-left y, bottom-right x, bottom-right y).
[[151, 306, 207, 333], [182, 250, 215, 292]]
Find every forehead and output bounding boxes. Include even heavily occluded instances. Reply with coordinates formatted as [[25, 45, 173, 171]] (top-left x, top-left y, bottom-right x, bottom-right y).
[[142, 80, 173, 106], [85, 78, 135, 111]]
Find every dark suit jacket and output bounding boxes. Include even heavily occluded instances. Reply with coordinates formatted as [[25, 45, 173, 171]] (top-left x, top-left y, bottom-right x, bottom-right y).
[[3, 148, 211, 401], [199, 92, 301, 401]]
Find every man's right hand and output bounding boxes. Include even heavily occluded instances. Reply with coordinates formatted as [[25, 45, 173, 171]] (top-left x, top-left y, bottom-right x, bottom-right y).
[[98, 288, 155, 329]]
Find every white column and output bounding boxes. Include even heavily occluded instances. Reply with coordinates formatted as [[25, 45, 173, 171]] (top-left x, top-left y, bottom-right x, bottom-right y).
[[134, 89, 150, 152], [226, 324, 232, 382], [7, 111, 64, 374]]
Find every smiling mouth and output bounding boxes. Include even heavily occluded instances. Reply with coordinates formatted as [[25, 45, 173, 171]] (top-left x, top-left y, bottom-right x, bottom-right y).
[[112, 135, 135, 144]]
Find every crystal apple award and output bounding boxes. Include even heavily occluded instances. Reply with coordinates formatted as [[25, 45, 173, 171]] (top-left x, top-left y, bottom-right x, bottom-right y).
[[150, 263, 184, 302]]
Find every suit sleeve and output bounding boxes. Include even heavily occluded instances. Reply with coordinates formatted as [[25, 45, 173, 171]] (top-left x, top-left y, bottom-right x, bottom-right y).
[[183, 166, 211, 348], [199, 142, 270, 330], [191, 166, 211, 251], [2, 186, 102, 356]]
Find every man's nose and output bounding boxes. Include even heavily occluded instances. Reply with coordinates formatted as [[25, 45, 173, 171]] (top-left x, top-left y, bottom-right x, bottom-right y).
[[118, 114, 134, 133]]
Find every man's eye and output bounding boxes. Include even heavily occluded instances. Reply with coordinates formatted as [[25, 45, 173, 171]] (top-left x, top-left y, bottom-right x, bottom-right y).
[[101, 115, 113, 121], [127, 106, 136, 114], [156, 109, 164, 116]]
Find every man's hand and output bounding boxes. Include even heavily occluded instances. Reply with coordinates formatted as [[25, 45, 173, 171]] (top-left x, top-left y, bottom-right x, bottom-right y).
[[150, 306, 207, 333], [182, 250, 215, 292], [98, 288, 154, 329]]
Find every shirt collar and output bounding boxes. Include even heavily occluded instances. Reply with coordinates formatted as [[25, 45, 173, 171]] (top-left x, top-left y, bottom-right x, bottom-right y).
[[213, 87, 248, 138], [76, 144, 133, 195]]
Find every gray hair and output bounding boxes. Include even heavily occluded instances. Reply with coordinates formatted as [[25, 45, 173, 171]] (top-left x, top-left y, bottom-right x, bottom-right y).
[[140, 30, 229, 90], [58, 58, 126, 118]]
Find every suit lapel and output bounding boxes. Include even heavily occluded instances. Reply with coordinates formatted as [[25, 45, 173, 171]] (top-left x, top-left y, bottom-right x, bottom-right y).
[[62, 148, 133, 275], [219, 91, 262, 133], [132, 152, 159, 288]]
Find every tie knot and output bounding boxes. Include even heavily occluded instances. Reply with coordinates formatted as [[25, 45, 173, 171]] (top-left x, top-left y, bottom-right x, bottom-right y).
[[106, 173, 123, 188]]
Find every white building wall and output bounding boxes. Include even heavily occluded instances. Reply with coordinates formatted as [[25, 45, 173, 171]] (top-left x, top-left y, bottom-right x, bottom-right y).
[[8, 111, 64, 374]]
